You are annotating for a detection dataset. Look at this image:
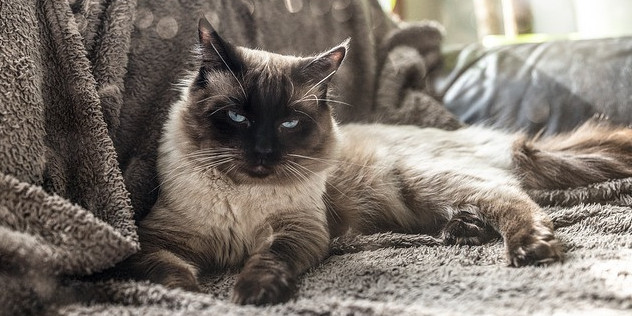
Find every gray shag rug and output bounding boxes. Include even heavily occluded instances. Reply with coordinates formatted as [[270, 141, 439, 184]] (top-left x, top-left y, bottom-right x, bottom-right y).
[[1, 0, 630, 315]]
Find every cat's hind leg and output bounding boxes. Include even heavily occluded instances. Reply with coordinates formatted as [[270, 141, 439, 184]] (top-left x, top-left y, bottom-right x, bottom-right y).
[[441, 206, 499, 246], [445, 197, 562, 266], [466, 190, 562, 266], [398, 169, 562, 266]]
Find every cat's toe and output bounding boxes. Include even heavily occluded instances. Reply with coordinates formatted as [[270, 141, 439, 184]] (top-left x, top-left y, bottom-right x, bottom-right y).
[[442, 211, 498, 245], [167, 279, 202, 292], [232, 269, 296, 305], [161, 273, 202, 292], [146, 261, 202, 292], [507, 225, 563, 267]]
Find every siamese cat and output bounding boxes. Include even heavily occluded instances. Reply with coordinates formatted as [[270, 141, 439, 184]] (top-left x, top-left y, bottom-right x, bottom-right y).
[[128, 18, 632, 305]]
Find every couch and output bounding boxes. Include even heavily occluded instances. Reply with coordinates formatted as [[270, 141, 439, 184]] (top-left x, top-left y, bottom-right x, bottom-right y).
[[1, 0, 631, 315]]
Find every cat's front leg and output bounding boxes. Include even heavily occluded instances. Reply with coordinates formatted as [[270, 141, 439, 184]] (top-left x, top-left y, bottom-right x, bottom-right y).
[[232, 251, 296, 305], [126, 246, 202, 292], [232, 211, 330, 305]]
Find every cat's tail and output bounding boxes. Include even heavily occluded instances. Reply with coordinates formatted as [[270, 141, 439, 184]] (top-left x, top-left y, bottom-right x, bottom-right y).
[[513, 120, 632, 190]]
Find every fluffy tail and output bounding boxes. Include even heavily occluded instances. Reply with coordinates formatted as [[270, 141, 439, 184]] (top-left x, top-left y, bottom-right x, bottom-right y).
[[513, 120, 632, 190]]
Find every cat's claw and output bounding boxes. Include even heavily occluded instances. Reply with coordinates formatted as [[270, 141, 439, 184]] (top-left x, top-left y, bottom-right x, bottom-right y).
[[507, 225, 562, 267]]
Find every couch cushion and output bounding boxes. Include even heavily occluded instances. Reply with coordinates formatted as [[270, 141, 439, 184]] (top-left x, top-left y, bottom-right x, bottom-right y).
[[431, 37, 632, 134]]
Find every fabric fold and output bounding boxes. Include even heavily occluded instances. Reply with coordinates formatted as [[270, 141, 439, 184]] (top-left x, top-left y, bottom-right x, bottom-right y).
[[1, 0, 631, 315]]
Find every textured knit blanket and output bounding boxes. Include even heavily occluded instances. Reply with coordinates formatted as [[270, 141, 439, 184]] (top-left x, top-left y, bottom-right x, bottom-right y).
[[1, 1, 630, 315]]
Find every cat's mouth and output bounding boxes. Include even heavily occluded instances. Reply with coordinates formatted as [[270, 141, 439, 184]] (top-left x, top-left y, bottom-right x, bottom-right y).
[[245, 165, 274, 178]]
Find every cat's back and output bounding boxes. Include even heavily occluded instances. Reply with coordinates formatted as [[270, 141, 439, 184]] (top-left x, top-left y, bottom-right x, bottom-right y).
[[339, 123, 516, 171]]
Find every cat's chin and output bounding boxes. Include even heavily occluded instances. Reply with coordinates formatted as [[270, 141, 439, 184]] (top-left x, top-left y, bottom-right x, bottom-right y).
[[245, 165, 274, 178], [224, 166, 283, 185], [224, 166, 308, 186]]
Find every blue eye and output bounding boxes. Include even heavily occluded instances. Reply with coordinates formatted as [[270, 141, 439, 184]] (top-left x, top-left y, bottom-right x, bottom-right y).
[[281, 119, 299, 129], [228, 110, 248, 124]]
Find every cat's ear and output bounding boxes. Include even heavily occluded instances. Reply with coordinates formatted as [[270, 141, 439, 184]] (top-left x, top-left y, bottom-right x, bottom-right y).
[[197, 17, 241, 72], [300, 39, 349, 85]]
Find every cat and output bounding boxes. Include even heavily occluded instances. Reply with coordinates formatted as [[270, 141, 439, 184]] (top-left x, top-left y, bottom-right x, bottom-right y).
[[126, 17, 632, 306]]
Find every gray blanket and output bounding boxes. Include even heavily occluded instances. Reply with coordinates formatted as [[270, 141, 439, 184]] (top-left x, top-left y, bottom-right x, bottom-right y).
[[1, 0, 630, 315]]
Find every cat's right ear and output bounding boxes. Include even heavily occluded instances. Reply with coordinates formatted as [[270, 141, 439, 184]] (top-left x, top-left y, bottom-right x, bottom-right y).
[[197, 18, 240, 72], [299, 39, 349, 87]]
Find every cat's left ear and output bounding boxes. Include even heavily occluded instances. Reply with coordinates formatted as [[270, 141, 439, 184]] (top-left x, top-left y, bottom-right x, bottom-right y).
[[197, 17, 241, 72], [301, 39, 349, 84]]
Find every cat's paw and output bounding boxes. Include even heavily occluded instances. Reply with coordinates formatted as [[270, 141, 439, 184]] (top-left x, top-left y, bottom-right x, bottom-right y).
[[163, 275, 202, 292], [506, 225, 562, 267], [232, 268, 296, 305], [442, 210, 498, 245], [144, 260, 202, 292]]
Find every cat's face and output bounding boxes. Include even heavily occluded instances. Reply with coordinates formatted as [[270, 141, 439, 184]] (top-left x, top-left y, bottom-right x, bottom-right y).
[[180, 19, 346, 185]]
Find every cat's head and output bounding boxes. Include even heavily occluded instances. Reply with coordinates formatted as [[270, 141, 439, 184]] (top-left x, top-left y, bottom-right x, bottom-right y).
[[178, 18, 347, 185]]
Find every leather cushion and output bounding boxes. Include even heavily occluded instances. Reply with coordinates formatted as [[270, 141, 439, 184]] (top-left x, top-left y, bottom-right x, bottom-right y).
[[430, 37, 632, 134]]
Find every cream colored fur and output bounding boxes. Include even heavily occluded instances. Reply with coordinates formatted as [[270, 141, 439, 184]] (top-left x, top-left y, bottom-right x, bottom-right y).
[[340, 124, 518, 185]]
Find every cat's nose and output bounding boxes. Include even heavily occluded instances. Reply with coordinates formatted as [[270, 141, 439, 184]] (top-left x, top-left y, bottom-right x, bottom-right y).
[[253, 142, 274, 165], [254, 143, 273, 155]]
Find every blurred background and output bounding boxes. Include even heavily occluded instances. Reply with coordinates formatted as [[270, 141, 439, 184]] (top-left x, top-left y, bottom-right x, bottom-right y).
[[378, 0, 632, 48]]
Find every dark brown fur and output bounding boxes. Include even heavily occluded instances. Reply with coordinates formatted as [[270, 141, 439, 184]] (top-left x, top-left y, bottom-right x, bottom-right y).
[[515, 121, 632, 190]]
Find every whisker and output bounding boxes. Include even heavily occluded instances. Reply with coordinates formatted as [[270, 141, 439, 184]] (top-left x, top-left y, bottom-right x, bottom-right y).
[[148, 144, 241, 194], [286, 153, 401, 195], [303, 70, 337, 97], [153, 157, 234, 192], [181, 147, 240, 158], [208, 42, 247, 99], [287, 153, 393, 171], [320, 191, 342, 224], [152, 151, 238, 192], [282, 163, 309, 188], [289, 80, 295, 99], [290, 91, 353, 108], [183, 152, 237, 160], [294, 109, 318, 126], [193, 158, 234, 172], [286, 154, 342, 170], [195, 94, 235, 106], [284, 162, 310, 184], [282, 161, 343, 225], [207, 104, 233, 117], [286, 160, 352, 202], [289, 93, 318, 108], [299, 97, 353, 107]]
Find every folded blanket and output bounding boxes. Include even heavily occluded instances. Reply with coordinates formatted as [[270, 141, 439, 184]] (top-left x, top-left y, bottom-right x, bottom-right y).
[[1, 0, 630, 315]]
